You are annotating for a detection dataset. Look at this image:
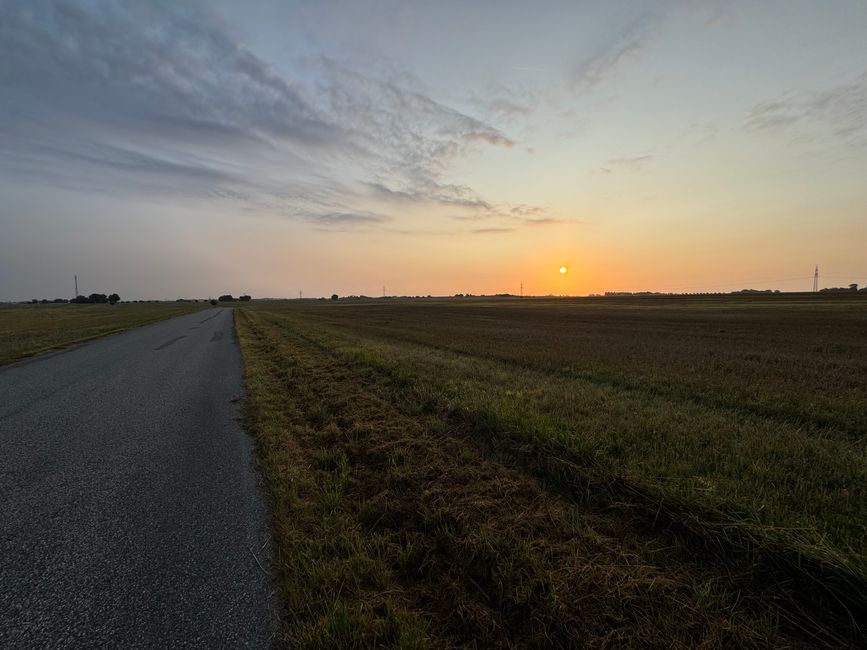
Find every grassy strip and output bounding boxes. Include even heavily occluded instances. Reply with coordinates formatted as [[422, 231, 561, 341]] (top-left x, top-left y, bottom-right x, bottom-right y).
[[237, 310, 430, 647], [280, 311, 866, 645], [236, 308, 829, 647], [279, 310, 866, 565], [297, 298, 867, 438], [335, 331, 867, 440], [0, 303, 209, 366]]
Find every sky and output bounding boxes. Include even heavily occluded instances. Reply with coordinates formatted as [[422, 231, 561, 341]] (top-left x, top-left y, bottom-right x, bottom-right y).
[[1, 0, 866, 300]]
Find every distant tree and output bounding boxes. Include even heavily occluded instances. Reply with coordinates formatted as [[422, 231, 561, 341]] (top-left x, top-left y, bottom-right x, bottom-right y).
[[88, 293, 108, 304], [30, 299, 38, 304], [210, 299, 218, 306], [53, 298, 68, 303], [218, 294, 235, 302], [821, 286, 860, 293], [239, 294, 251, 302], [108, 293, 120, 305], [40, 299, 49, 304], [331, 294, 339, 301]]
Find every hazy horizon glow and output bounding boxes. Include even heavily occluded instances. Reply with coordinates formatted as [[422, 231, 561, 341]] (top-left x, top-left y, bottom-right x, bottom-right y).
[[2, 0, 866, 300]]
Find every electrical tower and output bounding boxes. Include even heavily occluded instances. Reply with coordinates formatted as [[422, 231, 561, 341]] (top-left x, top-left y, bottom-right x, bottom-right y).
[[520, 280, 523, 298], [74, 275, 78, 298], [813, 265, 819, 292]]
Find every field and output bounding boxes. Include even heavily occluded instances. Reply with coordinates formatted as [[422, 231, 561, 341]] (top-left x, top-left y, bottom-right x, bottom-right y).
[[236, 295, 867, 648], [0, 302, 208, 366]]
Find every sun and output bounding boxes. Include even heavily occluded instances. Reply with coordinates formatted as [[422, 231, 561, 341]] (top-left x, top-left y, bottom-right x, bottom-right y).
[[559, 265, 568, 275]]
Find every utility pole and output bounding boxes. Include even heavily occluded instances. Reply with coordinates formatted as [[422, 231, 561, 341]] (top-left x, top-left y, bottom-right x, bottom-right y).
[[299, 290, 303, 300], [74, 275, 78, 298], [383, 285, 386, 298], [813, 265, 819, 292], [520, 280, 523, 298]]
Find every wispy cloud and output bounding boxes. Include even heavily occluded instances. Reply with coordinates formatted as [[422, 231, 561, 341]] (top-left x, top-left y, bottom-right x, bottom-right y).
[[570, 13, 660, 92], [307, 211, 391, 229], [0, 0, 521, 230], [510, 204, 548, 217], [464, 80, 541, 125], [451, 203, 570, 232], [362, 181, 493, 211], [315, 57, 514, 197], [604, 154, 654, 171], [522, 217, 565, 226], [0, 2, 337, 146], [746, 71, 867, 144], [472, 227, 514, 235]]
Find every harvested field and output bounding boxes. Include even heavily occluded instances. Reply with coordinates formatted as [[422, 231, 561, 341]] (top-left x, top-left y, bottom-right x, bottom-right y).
[[236, 295, 867, 648], [0, 302, 208, 366]]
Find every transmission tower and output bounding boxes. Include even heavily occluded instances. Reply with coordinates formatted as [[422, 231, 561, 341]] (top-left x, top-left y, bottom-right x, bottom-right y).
[[813, 265, 819, 292], [74, 274, 78, 298]]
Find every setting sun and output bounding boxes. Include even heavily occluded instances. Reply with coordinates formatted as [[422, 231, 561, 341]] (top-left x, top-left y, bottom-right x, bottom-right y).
[[559, 266, 568, 275]]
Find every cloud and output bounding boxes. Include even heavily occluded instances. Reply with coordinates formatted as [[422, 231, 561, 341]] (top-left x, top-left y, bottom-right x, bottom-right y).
[[605, 155, 654, 171], [477, 97, 536, 121], [472, 227, 514, 234], [521, 217, 564, 226], [317, 57, 515, 194], [464, 80, 541, 125], [746, 71, 867, 144], [0, 0, 519, 230], [509, 204, 548, 216], [570, 13, 660, 92], [307, 211, 391, 228], [0, 2, 336, 147], [48, 141, 240, 183], [363, 181, 492, 211], [452, 204, 569, 231]]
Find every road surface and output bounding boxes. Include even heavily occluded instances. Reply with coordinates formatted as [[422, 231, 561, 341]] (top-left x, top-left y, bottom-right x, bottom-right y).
[[0, 308, 276, 647]]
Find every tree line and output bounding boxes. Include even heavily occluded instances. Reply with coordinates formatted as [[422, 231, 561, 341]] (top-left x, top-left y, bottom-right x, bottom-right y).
[[18, 293, 258, 305], [22, 293, 121, 305], [71, 293, 121, 304]]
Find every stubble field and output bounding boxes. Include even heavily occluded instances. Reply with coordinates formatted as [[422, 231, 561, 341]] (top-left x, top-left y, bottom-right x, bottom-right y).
[[237, 295, 866, 648], [0, 302, 208, 366]]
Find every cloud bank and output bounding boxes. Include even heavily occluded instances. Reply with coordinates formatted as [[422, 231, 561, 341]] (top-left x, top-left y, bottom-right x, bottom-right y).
[[747, 71, 867, 145], [0, 0, 528, 231]]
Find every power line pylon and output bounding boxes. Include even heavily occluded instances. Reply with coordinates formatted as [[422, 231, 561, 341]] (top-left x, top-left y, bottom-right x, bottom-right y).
[[813, 265, 819, 292]]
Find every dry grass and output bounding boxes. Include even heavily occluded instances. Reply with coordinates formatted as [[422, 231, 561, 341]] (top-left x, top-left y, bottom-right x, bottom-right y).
[[236, 295, 867, 647], [0, 302, 208, 366], [257, 296, 867, 561]]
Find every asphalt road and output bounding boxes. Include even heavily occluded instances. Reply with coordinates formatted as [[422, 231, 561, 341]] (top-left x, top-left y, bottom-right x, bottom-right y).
[[0, 308, 276, 647]]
